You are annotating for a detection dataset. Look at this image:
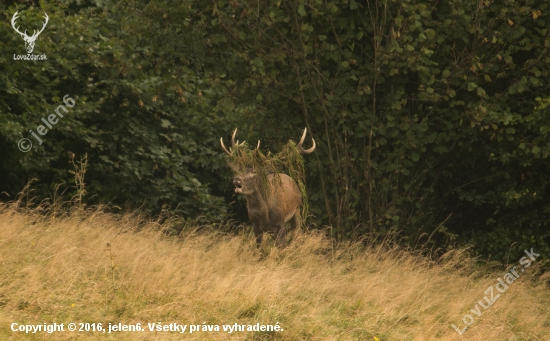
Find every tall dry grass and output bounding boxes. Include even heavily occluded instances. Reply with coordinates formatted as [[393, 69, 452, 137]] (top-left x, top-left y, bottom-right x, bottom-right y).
[[0, 202, 549, 340]]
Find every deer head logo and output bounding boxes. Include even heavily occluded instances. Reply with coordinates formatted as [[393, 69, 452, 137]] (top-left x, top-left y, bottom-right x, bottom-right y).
[[11, 11, 49, 54]]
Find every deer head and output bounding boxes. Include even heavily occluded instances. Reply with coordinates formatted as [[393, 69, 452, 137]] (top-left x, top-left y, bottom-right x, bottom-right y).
[[11, 11, 49, 54]]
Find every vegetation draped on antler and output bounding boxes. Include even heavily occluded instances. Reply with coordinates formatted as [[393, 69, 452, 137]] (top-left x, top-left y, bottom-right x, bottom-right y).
[[221, 128, 314, 225]]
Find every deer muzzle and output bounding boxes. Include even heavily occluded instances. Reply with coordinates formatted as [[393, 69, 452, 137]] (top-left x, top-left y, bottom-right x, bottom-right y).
[[233, 177, 244, 193]]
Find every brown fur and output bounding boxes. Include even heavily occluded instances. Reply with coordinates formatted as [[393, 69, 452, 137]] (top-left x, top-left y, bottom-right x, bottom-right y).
[[233, 172, 301, 247], [221, 128, 315, 247]]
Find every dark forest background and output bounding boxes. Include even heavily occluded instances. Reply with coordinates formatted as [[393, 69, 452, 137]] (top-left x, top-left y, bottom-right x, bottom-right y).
[[1, 0, 549, 262]]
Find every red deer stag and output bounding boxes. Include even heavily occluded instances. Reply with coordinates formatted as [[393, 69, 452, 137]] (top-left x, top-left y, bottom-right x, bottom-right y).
[[220, 128, 315, 247]]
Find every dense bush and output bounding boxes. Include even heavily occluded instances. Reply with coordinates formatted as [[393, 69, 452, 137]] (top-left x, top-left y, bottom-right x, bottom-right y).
[[0, 1, 227, 219], [1, 0, 549, 261], [206, 0, 550, 260]]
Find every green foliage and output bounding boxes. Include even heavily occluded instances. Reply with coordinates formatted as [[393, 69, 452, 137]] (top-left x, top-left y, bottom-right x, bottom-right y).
[[0, 1, 226, 219], [278, 141, 309, 219], [205, 0, 550, 259], [1, 0, 549, 262]]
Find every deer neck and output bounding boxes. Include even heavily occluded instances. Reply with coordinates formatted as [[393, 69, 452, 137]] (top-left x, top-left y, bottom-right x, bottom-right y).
[[243, 186, 270, 219]]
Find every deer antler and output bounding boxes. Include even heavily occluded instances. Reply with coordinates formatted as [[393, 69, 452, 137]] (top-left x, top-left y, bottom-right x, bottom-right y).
[[221, 128, 256, 156], [11, 11, 26, 37], [296, 128, 316, 154], [11, 11, 48, 38]]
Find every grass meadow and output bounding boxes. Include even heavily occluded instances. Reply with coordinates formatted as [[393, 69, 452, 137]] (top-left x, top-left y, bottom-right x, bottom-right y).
[[1, 201, 549, 340]]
